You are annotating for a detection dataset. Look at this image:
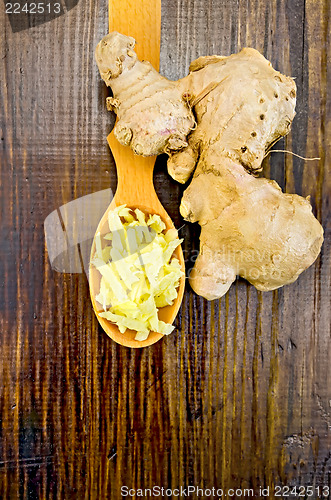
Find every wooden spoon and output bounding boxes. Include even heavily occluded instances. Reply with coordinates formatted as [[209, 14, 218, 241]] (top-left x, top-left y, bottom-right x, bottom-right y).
[[89, 0, 185, 348]]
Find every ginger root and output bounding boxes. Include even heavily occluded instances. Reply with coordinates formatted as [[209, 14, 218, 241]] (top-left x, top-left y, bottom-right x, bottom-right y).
[[95, 32, 195, 155], [95, 32, 324, 300]]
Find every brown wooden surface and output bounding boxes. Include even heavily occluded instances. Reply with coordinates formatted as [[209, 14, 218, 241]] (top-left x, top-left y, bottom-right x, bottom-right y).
[[0, 0, 330, 498]]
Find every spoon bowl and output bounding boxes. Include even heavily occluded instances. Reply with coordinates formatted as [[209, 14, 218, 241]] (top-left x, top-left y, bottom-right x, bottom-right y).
[[89, 133, 185, 348]]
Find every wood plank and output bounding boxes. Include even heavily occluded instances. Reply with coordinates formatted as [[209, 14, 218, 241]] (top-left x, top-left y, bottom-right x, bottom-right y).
[[0, 0, 330, 497]]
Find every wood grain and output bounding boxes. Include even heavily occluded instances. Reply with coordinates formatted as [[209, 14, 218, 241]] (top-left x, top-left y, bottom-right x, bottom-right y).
[[0, 0, 330, 498]]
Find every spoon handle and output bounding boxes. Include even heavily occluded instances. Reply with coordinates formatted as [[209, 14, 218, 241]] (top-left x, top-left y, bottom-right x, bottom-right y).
[[109, 0, 161, 70], [107, 133, 160, 208], [108, 0, 162, 209]]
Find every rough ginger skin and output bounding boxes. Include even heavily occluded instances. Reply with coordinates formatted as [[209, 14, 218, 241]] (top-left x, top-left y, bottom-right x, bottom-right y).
[[95, 32, 195, 156], [95, 32, 324, 300]]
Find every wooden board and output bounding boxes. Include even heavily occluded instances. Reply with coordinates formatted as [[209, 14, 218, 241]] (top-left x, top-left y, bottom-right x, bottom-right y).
[[0, 0, 330, 497]]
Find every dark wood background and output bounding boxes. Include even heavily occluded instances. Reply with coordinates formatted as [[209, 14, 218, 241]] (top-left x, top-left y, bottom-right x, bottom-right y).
[[1, 0, 330, 498]]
